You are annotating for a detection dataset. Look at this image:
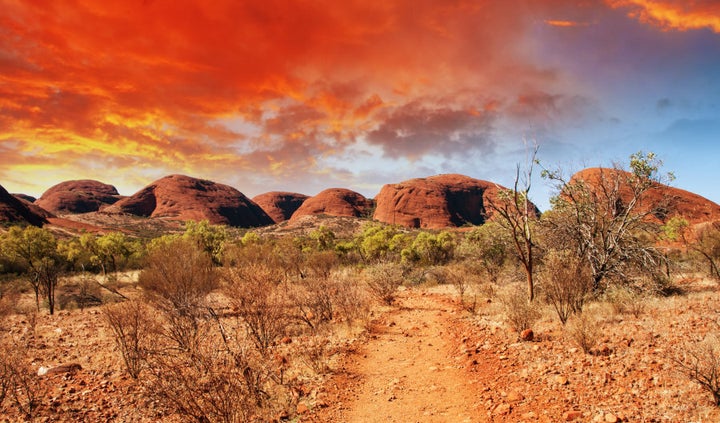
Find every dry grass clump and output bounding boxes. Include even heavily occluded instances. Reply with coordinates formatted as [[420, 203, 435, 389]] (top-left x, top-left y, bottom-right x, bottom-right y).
[[364, 262, 404, 305], [566, 311, 601, 354], [500, 283, 541, 333], [604, 284, 646, 318]]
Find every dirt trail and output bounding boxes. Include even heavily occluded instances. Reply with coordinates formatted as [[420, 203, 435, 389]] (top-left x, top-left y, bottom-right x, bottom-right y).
[[323, 288, 486, 422]]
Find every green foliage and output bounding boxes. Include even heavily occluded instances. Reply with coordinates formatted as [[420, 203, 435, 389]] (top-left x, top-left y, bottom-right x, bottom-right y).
[[75, 232, 138, 274], [308, 225, 336, 251], [0, 226, 65, 314], [183, 220, 227, 265], [459, 222, 509, 283], [401, 231, 455, 266], [661, 216, 690, 242]]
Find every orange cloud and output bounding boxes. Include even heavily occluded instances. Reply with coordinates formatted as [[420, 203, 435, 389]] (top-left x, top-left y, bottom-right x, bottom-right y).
[[607, 0, 720, 32], [0, 0, 596, 197], [545, 20, 589, 27]]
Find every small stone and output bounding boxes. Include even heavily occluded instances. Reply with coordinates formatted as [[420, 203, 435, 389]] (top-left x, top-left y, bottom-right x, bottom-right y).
[[506, 391, 524, 402], [554, 375, 569, 385], [564, 410, 582, 421], [520, 329, 534, 341], [605, 412, 618, 422], [296, 403, 309, 415], [494, 403, 511, 415]]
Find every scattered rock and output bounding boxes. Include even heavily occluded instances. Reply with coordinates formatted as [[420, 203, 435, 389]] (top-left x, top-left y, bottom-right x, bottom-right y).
[[564, 410, 583, 421], [296, 402, 310, 415], [520, 329, 534, 342], [44, 363, 83, 376], [605, 412, 619, 422]]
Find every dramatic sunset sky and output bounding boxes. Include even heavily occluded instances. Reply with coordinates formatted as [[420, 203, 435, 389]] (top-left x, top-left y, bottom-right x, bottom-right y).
[[1, 0, 719, 210]]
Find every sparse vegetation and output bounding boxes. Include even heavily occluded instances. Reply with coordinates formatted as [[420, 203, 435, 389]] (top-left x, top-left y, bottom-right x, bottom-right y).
[[3, 151, 720, 420]]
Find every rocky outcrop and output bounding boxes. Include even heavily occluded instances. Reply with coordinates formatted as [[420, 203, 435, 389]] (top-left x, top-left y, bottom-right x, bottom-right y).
[[35, 180, 122, 214], [13, 193, 36, 203], [290, 188, 374, 221], [252, 192, 309, 223], [373, 174, 535, 229], [0, 184, 47, 226], [571, 168, 720, 224], [102, 174, 273, 227]]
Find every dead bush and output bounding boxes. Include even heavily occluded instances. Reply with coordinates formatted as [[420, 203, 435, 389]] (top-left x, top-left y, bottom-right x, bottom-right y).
[[142, 324, 291, 423], [224, 263, 291, 351], [140, 239, 217, 352], [446, 264, 485, 314], [540, 250, 592, 324], [0, 339, 46, 419], [365, 262, 404, 305], [500, 284, 541, 333], [675, 336, 720, 406], [103, 300, 158, 379], [566, 312, 601, 354]]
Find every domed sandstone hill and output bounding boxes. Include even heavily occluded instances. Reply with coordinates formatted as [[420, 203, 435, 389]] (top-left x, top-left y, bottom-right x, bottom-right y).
[[35, 180, 122, 214], [290, 188, 374, 221], [102, 174, 273, 227], [252, 192, 309, 223], [373, 174, 539, 229]]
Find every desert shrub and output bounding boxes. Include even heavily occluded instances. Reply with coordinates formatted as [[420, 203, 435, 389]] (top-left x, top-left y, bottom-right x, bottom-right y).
[[604, 284, 646, 318], [445, 263, 486, 314], [142, 324, 290, 423], [224, 263, 290, 351], [458, 222, 509, 284], [139, 239, 217, 352], [294, 334, 333, 375], [364, 262, 404, 305], [675, 336, 720, 406], [103, 300, 158, 379], [566, 312, 601, 354], [401, 231, 455, 266], [540, 250, 592, 324], [0, 339, 46, 418], [500, 284, 541, 332], [302, 249, 339, 279]]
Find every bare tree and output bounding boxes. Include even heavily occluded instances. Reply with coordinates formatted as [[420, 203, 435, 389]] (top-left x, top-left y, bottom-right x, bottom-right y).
[[487, 144, 540, 301], [542, 151, 672, 292]]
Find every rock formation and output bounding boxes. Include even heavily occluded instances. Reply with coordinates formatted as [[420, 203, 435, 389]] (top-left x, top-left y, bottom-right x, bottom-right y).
[[35, 180, 122, 214], [290, 188, 374, 221], [373, 174, 535, 229], [0, 184, 47, 226], [252, 192, 309, 223], [102, 174, 273, 227]]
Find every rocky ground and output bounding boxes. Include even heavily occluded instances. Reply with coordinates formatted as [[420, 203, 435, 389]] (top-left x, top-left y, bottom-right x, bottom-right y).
[[2, 276, 720, 422]]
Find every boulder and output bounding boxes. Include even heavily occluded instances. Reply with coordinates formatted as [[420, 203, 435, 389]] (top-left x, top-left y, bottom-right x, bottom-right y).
[[102, 174, 273, 227], [290, 188, 374, 221], [35, 180, 122, 214], [252, 191, 309, 223]]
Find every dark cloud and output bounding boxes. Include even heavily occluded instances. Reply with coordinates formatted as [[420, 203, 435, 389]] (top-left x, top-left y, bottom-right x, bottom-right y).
[[366, 102, 495, 160]]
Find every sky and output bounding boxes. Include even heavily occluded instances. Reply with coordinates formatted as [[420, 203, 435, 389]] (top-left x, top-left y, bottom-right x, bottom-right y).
[[1, 0, 719, 211]]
